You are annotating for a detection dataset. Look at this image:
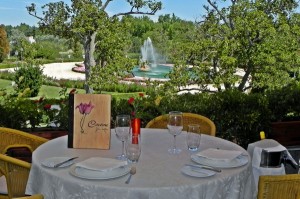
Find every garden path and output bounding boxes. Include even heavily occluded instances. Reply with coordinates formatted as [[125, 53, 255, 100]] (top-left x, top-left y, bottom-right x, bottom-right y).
[[42, 62, 85, 80], [0, 62, 85, 80]]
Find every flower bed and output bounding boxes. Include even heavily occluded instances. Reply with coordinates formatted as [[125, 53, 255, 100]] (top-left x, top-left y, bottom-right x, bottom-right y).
[[72, 63, 85, 73]]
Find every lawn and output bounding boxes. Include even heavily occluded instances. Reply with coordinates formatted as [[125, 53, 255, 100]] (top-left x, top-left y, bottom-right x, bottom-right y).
[[0, 79, 85, 98], [0, 79, 140, 99], [0, 79, 13, 92]]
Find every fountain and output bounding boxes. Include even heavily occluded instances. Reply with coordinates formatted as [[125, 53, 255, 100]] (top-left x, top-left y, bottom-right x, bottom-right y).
[[140, 37, 157, 70], [131, 37, 172, 79], [72, 37, 171, 79]]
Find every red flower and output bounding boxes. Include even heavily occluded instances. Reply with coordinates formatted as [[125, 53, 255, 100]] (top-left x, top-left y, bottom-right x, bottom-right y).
[[128, 97, 135, 105], [44, 104, 52, 110], [131, 111, 136, 117], [127, 93, 145, 118]]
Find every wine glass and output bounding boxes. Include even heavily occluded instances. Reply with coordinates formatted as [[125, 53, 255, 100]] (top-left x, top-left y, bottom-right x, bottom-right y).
[[167, 111, 183, 154], [115, 114, 131, 160], [126, 135, 141, 164]]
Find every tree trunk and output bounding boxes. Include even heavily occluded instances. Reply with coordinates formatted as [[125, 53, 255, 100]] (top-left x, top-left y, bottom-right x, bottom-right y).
[[238, 65, 252, 92], [83, 32, 97, 93]]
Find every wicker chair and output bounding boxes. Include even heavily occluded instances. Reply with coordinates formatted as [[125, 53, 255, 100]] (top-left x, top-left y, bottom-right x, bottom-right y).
[[145, 113, 216, 136], [0, 154, 31, 199], [257, 174, 300, 199], [13, 194, 44, 199], [0, 127, 47, 198], [0, 127, 48, 155]]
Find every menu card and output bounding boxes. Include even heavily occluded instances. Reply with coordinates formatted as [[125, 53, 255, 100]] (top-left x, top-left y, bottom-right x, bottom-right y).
[[68, 94, 111, 149]]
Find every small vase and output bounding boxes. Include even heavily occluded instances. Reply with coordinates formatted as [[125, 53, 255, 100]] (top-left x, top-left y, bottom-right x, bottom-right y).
[[131, 118, 141, 136]]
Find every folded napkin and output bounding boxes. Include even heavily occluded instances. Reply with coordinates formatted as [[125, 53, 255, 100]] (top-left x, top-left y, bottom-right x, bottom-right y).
[[196, 148, 242, 162], [75, 157, 127, 172]]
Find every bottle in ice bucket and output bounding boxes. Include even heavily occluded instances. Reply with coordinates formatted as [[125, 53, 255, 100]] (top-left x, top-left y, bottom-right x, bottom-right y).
[[260, 131, 265, 140]]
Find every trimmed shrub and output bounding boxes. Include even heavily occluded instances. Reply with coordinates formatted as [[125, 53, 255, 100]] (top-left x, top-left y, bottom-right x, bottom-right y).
[[13, 63, 44, 97], [208, 90, 270, 148], [266, 82, 300, 121]]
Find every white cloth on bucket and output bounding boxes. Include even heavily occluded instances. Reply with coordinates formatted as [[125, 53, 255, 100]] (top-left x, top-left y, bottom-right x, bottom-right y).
[[247, 139, 297, 188], [248, 139, 296, 167]]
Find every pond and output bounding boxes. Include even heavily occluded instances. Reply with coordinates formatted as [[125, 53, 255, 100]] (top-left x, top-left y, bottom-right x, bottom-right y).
[[131, 64, 172, 79]]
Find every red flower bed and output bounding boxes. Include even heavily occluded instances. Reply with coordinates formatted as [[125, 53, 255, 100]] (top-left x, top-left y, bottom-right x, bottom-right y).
[[72, 63, 85, 73]]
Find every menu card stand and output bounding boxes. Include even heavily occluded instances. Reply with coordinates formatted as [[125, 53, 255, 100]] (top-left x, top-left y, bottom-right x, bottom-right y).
[[68, 94, 111, 149]]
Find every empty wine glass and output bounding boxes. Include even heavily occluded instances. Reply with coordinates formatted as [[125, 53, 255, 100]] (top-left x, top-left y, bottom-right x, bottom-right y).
[[126, 135, 141, 164], [167, 111, 183, 154], [115, 114, 131, 160]]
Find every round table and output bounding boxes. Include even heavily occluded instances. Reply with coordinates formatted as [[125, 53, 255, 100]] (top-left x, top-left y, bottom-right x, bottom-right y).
[[26, 129, 256, 199]]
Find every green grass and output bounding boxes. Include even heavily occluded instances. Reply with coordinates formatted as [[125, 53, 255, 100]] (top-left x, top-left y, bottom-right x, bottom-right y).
[[0, 79, 140, 99], [37, 85, 86, 99], [0, 79, 85, 98], [0, 79, 14, 92], [102, 92, 139, 99]]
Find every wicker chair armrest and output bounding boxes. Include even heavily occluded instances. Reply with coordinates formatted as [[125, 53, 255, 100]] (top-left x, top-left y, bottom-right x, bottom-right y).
[[3, 144, 34, 154], [0, 154, 31, 169], [13, 194, 44, 199]]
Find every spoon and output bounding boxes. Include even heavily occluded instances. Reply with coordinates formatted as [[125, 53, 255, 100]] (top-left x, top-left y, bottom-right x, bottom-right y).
[[125, 166, 136, 184]]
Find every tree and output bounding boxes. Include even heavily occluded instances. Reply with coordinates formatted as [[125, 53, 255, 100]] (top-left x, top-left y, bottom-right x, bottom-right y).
[[27, 0, 162, 93], [9, 29, 27, 57], [15, 23, 36, 37], [89, 16, 136, 92], [0, 26, 9, 62], [166, 0, 300, 93]]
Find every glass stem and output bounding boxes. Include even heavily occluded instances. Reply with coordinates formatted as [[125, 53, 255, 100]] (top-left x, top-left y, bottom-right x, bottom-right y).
[[122, 141, 125, 156], [173, 135, 177, 150]]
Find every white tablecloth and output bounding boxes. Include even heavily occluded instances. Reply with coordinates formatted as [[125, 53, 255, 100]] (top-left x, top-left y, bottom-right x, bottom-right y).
[[26, 129, 256, 199]]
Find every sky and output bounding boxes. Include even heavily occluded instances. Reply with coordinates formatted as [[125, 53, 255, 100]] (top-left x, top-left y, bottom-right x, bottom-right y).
[[0, 0, 230, 26]]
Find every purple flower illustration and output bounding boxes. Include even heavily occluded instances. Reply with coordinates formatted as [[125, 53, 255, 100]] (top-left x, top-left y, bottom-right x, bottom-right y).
[[76, 101, 94, 133]]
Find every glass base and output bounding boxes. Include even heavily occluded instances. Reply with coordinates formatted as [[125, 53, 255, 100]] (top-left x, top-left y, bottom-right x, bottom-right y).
[[127, 159, 139, 164], [168, 148, 182, 154], [116, 154, 127, 161], [188, 147, 199, 152]]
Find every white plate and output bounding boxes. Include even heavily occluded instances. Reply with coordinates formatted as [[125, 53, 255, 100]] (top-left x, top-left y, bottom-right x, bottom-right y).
[[42, 157, 75, 168], [181, 166, 216, 178], [69, 165, 131, 180], [191, 154, 248, 168]]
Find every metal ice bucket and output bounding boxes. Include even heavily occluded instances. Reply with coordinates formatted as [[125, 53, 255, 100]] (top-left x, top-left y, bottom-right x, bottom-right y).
[[260, 149, 284, 168]]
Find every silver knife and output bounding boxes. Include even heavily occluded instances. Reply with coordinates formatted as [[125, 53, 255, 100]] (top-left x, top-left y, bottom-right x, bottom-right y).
[[53, 157, 78, 168], [190, 168, 209, 175], [185, 164, 222, 173]]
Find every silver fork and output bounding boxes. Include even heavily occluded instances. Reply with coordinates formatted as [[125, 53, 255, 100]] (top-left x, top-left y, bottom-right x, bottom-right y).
[[125, 166, 136, 184], [298, 157, 300, 174]]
